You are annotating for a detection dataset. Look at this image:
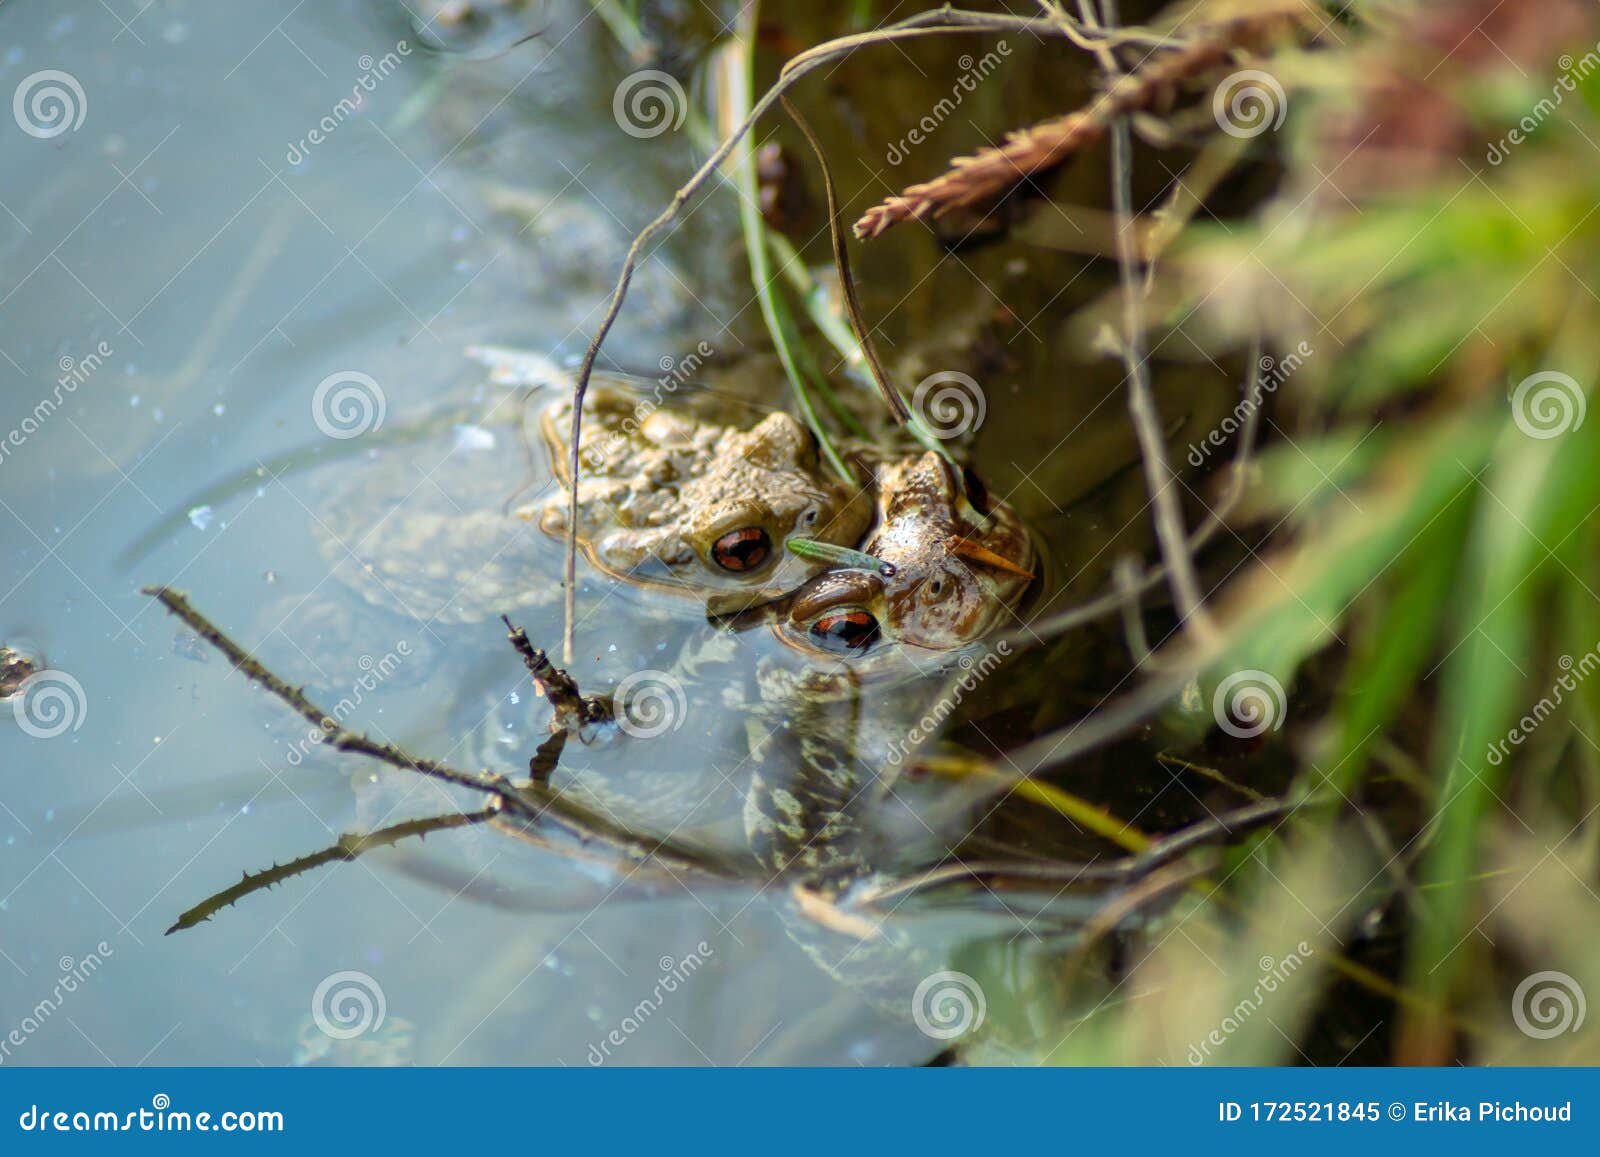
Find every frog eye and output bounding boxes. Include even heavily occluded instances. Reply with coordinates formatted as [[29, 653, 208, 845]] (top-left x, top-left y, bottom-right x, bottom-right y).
[[808, 610, 880, 653], [710, 527, 772, 572]]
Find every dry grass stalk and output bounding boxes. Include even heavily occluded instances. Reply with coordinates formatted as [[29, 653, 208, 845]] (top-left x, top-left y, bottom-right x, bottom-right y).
[[853, 10, 1304, 240]]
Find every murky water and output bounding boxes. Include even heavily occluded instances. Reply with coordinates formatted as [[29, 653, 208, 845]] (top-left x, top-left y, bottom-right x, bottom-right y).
[[0, 0, 1249, 1066], [0, 0, 926, 1066]]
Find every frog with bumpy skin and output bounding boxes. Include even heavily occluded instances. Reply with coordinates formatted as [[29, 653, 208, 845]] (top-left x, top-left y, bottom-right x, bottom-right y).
[[528, 383, 873, 614], [780, 450, 1036, 657], [311, 371, 872, 628], [733, 448, 1039, 1013], [742, 448, 1039, 879]]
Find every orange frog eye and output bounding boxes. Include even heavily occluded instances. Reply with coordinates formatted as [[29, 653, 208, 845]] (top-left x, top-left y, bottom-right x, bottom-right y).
[[711, 527, 772, 572], [808, 610, 880, 653]]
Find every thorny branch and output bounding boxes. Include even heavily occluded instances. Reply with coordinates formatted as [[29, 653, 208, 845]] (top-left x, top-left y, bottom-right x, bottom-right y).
[[500, 614, 610, 734], [166, 808, 499, 934], [142, 587, 733, 880]]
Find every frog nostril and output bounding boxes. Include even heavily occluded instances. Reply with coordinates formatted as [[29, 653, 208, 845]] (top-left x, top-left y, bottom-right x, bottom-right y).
[[711, 527, 772, 572], [808, 610, 880, 653]]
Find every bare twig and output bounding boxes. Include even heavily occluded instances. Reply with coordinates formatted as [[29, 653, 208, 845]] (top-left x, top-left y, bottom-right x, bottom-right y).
[[1084, 0, 1215, 642], [857, 795, 1300, 907], [1113, 554, 1153, 663], [143, 586, 515, 801]]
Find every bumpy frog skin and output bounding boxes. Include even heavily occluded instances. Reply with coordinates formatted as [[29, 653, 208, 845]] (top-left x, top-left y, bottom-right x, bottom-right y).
[[781, 451, 1035, 655], [529, 384, 873, 613]]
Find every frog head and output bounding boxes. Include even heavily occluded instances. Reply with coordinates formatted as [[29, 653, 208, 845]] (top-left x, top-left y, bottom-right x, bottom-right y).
[[782, 452, 1034, 655]]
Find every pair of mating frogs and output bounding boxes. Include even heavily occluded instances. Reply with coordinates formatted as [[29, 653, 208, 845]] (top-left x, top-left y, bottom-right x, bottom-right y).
[[308, 354, 1037, 989], [532, 378, 1036, 659]]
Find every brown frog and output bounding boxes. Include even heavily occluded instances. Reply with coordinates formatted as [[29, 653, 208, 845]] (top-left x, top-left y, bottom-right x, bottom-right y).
[[779, 450, 1036, 657], [528, 384, 874, 614], [734, 451, 1039, 1015]]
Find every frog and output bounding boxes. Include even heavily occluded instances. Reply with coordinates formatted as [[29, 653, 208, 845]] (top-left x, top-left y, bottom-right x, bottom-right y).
[[721, 449, 1039, 1015], [525, 382, 874, 614], [304, 354, 872, 633], [779, 450, 1036, 657]]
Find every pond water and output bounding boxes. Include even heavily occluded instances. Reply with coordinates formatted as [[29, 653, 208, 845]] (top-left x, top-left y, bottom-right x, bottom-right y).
[[0, 0, 1247, 1066]]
